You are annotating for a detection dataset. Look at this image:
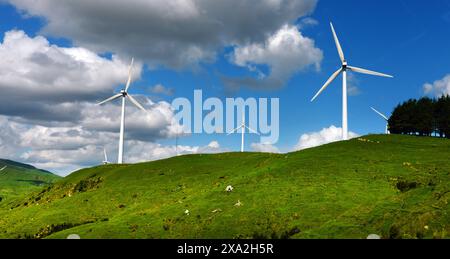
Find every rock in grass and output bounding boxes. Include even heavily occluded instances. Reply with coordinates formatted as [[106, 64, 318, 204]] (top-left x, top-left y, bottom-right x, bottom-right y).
[[67, 234, 81, 239], [367, 234, 381, 239]]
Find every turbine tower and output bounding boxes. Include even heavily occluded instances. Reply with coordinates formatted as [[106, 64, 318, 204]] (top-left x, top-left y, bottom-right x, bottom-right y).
[[311, 23, 393, 140], [98, 58, 148, 164], [371, 107, 390, 134], [227, 111, 260, 152], [103, 148, 110, 165]]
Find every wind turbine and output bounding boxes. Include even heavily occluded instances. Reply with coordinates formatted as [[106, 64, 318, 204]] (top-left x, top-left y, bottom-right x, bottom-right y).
[[371, 107, 390, 134], [102, 148, 110, 165], [311, 22, 393, 140], [227, 111, 260, 152], [98, 58, 148, 164], [0, 166, 6, 172]]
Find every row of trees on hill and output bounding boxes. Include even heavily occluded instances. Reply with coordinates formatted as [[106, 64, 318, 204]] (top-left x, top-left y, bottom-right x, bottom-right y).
[[388, 95, 450, 138]]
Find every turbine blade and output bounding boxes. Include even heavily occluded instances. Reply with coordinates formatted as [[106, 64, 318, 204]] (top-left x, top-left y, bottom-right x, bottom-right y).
[[0, 166, 6, 171], [371, 107, 389, 121], [245, 126, 260, 135], [227, 125, 244, 135], [311, 68, 342, 102], [97, 93, 122, 105], [127, 94, 147, 112], [330, 22, 345, 63], [347, 66, 393, 78], [125, 58, 135, 92]]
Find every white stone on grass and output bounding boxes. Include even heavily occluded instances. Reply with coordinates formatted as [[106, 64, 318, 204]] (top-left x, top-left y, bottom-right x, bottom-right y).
[[367, 234, 381, 239], [67, 234, 81, 239]]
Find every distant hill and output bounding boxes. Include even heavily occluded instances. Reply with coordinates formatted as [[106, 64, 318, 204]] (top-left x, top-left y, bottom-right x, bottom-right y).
[[0, 135, 448, 239], [0, 159, 61, 202]]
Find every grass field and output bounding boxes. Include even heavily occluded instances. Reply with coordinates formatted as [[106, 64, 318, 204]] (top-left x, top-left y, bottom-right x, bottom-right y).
[[0, 135, 448, 239], [0, 159, 61, 203]]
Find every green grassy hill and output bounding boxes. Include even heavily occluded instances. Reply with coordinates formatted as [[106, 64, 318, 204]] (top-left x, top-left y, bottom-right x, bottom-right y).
[[0, 159, 61, 202], [0, 135, 448, 239]]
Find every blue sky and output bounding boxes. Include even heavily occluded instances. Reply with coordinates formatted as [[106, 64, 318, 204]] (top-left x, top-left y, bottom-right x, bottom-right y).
[[0, 0, 449, 174]]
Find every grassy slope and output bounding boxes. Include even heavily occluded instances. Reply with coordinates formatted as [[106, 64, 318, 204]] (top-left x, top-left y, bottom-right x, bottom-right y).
[[0, 159, 61, 202], [0, 135, 448, 239]]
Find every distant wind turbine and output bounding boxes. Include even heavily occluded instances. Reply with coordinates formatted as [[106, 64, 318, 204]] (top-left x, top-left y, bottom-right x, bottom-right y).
[[98, 58, 148, 164], [371, 107, 390, 134], [103, 148, 110, 165], [311, 22, 394, 140], [227, 111, 260, 152], [0, 166, 7, 172]]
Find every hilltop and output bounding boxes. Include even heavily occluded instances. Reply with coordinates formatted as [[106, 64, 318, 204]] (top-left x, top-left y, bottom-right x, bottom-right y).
[[0, 135, 448, 239], [0, 159, 61, 202]]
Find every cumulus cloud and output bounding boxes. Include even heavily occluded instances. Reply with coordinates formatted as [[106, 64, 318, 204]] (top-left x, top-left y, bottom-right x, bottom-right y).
[[226, 24, 323, 90], [294, 125, 359, 151], [0, 116, 27, 160], [251, 142, 280, 153], [298, 17, 319, 28], [0, 30, 143, 124], [0, 30, 138, 102], [7, 0, 318, 68], [423, 74, 450, 97]]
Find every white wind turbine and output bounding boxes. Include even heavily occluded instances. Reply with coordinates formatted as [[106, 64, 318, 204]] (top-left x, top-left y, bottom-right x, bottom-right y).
[[311, 22, 394, 140], [371, 107, 390, 134], [102, 148, 110, 165], [227, 111, 260, 152], [98, 58, 148, 164]]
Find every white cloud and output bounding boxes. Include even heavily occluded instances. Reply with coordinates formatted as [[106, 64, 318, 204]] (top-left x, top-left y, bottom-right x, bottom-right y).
[[0, 30, 139, 103], [229, 24, 323, 89], [294, 125, 359, 151], [149, 84, 174, 96], [423, 74, 450, 97], [251, 143, 280, 153], [0, 116, 27, 160], [7, 0, 318, 68], [298, 17, 319, 28], [206, 141, 220, 149]]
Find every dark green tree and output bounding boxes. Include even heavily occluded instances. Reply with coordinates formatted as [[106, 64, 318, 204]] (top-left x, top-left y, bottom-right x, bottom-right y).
[[388, 96, 449, 138], [415, 97, 434, 136], [435, 95, 450, 138]]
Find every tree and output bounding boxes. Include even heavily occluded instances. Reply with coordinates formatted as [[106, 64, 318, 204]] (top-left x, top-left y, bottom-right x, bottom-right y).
[[388, 96, 449, 138], [415, 97, 434, 136], [435, 95, 450, 138]]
